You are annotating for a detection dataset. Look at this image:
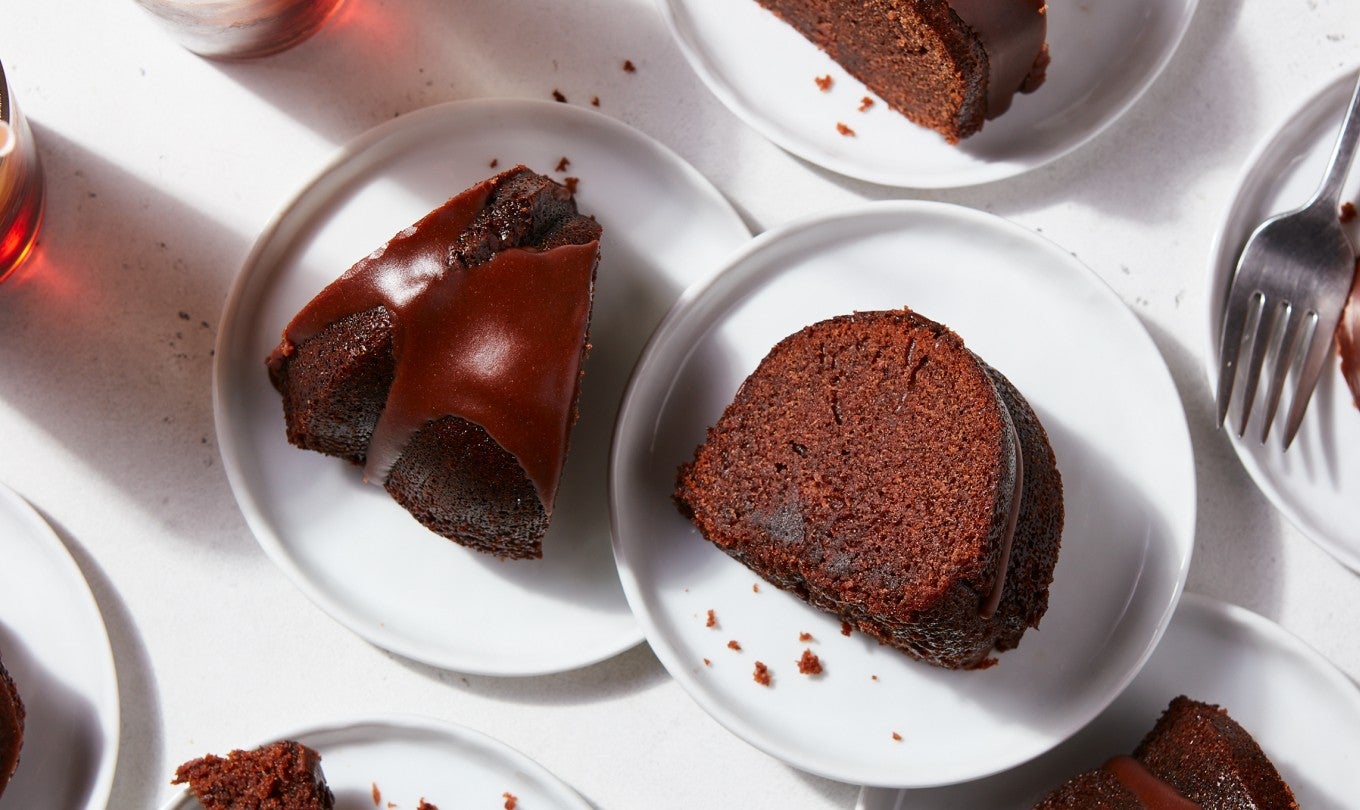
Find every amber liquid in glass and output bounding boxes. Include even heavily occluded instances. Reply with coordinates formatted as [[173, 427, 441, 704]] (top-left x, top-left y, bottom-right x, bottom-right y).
[[0, 99, 45, 283]]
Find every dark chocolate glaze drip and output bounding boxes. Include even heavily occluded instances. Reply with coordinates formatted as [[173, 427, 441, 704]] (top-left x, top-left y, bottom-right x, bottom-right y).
[[1103, 756, 1202, 809], [949, 0, 1048, 117], [266, 176, 598, 511], [1338, 259, 1360, 409], [981, 415, 1023, 619]]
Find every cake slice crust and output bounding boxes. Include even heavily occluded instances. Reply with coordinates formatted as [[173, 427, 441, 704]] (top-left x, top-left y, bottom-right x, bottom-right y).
[[173, 740, 335, 810]]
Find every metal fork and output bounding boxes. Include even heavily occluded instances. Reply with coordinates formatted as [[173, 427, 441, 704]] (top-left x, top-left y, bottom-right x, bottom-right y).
[[1216, 72, 1360, 449]]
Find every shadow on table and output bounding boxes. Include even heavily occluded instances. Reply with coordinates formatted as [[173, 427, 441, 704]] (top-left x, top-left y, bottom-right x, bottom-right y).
[[386, 640, 670, 708], [34, 507, 166, 810], [1138, 317, 1288, 620], [0, 126, 252, 554]]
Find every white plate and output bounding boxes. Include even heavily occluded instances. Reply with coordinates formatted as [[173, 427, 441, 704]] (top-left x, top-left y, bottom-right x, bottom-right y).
[[1206, 66, 1360, 573], [0, 481, 119, 810], [658, 0, 1198, 187], [213, 98, 750, 675], [858, 592, 1360, 809], [159, 715, 590, 810], [610, 201, 1196, 787]]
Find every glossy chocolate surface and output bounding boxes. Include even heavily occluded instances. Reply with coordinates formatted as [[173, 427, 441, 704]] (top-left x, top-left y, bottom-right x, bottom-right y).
[[949, 0, 1048, 116], [268, 176, 598, 511], [1103, 756, 1201, 810]]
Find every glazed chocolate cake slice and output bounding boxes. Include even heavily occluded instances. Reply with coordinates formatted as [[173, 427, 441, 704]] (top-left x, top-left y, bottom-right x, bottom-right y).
[[268, 166, 601, 559], [675, 309, 1063, 670], [756, 0, 1049, 142], [1034, 697, 1299, 809], [173, 740, 334, 810], [0, 651, 23, 800]]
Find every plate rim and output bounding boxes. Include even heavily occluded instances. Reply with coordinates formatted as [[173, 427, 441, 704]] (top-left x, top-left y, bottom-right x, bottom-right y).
[[0, 480, 120, 810], [156, 713, 592, 810], [654, 0, 1201, 188], [855, 590, 1360, 808], [1203, 63, 1360, 573], [609, 199, 1197, 787], [211, 96, 750, 676]]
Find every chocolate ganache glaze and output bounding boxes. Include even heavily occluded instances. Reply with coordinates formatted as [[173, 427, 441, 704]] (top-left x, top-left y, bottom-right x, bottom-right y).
[[949, 0, 1049, 117], [1103, 756, 1201, 810], [1338, 259, 1360, 409], [267, 168, 600, 544]]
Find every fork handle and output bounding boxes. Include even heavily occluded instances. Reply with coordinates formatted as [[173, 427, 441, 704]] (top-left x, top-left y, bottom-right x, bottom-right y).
[[1310, 70, 1360, 209]]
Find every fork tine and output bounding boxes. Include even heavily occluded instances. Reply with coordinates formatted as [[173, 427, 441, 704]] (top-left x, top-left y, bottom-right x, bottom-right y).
[[1259, 303, 1301, 443], [1216, 287, 1260, 427], [1235, 293, 1276, 438], [1282, 312, 1328, 449]]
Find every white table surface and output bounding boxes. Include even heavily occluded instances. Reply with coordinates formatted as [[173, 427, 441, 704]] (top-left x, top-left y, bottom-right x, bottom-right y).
[[1, 1, 1358, 808]]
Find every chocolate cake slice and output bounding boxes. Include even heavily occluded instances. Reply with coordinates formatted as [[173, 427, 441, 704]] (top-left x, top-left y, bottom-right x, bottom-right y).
[[0, 651, 23, 800], [173, 740, 334, 810], [267, 166, 602, 559], [1034, 697, 1299, 809], [675, 309, 1063, 670], [755, 0, 1049, 142]]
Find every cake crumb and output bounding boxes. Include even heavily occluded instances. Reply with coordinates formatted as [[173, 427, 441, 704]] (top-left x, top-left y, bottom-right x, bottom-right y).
[[504, 792, 518, 810], [752, 583, 760, 593], [706, 609, 717, 628], [753, 661, 772, 686], [418, 800, 439, 810], [840, 620, 853, 637], [892, 731, 903, 742], [836, 122, 856, 137], [489, 158, 499, 168], [858, 96, 875, 112], [564, 176, 580, 194], [1342, 201, 1357, 223], [372, 782, 382, 806], [623, 59, 637, 73], [871, 674, 879, 681], [797, 648, 823, 675], [591, 96, 601, 107], [552, 89, 567, 103], [727, 639, 742, 651], [387, 804, 396, 809], [703, 657, 712, 666], [815, 74, 833, 92], [798, 632, 813, 642], [555, 156, 571, 172]]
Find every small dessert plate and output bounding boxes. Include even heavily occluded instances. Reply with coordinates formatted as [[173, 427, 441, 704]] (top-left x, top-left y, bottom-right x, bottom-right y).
[[657, 0, 1198, 187], [0, 480, 119, 810], [857, 592, 1360, 808], [1206, 66, 1360, 573], [610, 201, 1196, 787], [214, 98, 750, 675], [159, 715, 590, 810]]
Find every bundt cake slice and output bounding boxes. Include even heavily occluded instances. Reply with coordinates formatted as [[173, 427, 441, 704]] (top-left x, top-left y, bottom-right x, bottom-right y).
[[173, 740, 335, 810], [674, 309, 1063, 670], [755, 0, 1049, 142], [0, 650, 23, 800], [267, 166, 602, 559], [1034, 697, 1299, 809]]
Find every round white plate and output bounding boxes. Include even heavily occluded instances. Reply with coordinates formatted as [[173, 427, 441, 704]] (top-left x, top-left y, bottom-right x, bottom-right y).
[[0, 481, 119, 810], [213, 98, 750, 675], [1206, 66, 1360, 573], [858, 592, 1360, 808], [657, 0, 1198, 187], [159, 715, 590, 810], [610, 201, 1196, 787]]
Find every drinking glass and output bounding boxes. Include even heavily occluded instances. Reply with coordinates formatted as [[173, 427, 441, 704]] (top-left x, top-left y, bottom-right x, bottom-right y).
[[133, 0, 346, 60], [0, 59, 45, 283]]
